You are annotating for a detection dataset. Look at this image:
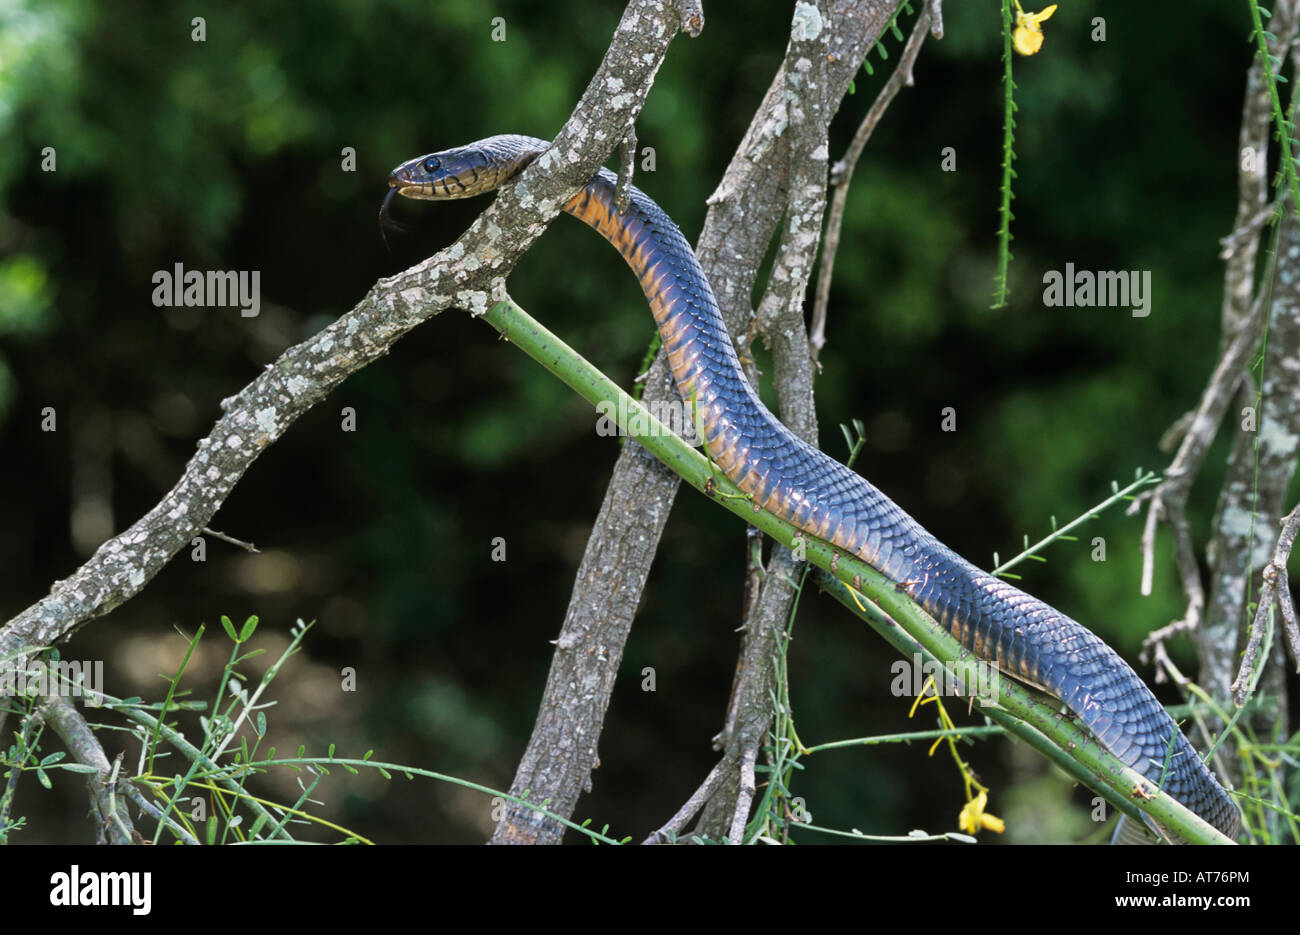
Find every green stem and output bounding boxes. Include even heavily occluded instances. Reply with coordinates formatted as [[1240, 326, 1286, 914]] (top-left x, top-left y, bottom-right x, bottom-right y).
[[1247, 0, 1300, 216], [805, 724, 1008, 753], [992, 471, 1159, 577], [991, 0, 1017, 309], [810, 568, 1155, 831], [479, 295, 1233, 844]]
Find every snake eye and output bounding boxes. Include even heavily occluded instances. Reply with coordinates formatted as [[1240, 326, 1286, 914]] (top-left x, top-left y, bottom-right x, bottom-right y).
[[423, 156, 441, 173]]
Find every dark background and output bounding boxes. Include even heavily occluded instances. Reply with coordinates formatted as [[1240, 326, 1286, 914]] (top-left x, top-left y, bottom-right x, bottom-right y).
[[1, 1, 1291, 843]]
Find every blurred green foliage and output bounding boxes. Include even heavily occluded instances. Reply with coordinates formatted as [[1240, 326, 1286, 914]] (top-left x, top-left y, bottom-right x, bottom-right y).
[[0, 0, 1287, 842]]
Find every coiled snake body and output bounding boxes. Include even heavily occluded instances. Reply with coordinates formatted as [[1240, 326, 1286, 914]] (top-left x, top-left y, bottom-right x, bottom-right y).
[[387, 134, 1239, 841]]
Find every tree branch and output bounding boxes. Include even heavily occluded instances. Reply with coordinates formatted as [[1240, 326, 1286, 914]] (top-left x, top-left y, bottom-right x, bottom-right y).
[[491, 0, 910, 845], [811, 2, 933, 361], [1, 0, 691, 847], [692, 0, 844, 843], [37, 696, 136, 845], [1233, 502, 1300, 704], [1139, 0, 1297, 664], [0, 0, 682, 680]]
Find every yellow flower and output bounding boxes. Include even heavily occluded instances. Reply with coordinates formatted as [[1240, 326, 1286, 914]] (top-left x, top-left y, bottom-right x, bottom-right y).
[[1012, 1, 1057, 56], [957, 790, 1006, 834]]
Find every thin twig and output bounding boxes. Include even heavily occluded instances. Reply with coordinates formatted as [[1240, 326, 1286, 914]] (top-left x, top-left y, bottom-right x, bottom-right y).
[[104, 753, 137, 845], [991, 471, 1158, 578], [38, 695, 136, 845], [122, 779, 199, 844], [642, 753, 735, 844], [1140, 291, 1269, 655], [1221, 203, 1280, 260], [104, 694, 292, 840], [1233, 503, 1300, 703], [728, 744, 758, 844], [810, 4, 932, 361], [1142, 0, 1299, 667], [200, 527, 260, 553], [928, 0, 943, 39]]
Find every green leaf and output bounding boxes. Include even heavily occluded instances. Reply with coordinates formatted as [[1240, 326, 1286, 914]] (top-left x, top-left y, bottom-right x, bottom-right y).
[[239, 615, 259, 641], [220, 615, 238, 641]]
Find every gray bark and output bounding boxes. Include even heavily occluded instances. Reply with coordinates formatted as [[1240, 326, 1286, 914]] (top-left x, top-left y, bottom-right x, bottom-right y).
[[492, 0, 912, 845]]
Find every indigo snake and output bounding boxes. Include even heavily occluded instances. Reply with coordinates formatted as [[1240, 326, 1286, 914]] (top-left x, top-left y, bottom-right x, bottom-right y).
[[385, 134, 1240, 842]]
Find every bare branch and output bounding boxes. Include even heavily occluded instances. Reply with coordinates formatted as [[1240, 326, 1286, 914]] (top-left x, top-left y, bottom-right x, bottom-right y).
[[642, 752, 736, 844], [1220, 203, 1278, 260], [200, 527, 260, 553], [727, 744, 758, 844], [1233, 503, 1300, 704], [1139, 295, 1267, 651], [1203, 213, 1300, 724], [121, 780, 199, 845], [1141, 0, 1297, 668], [0, 0, 682, 680], [38, 695, 136, 845], [928, 0, 944, 39], [810, 4, 932, 361], [696, 0, 922, 842]]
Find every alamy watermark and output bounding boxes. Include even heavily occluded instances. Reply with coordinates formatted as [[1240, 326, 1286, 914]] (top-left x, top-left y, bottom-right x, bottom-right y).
[[152, 262, 261, 317], [0, 659, 105, 706], [50, 865, 150, 915], [890, 653, 1000, 705], [595, 396, 701, 444], [1042, 263, 1151, 318]]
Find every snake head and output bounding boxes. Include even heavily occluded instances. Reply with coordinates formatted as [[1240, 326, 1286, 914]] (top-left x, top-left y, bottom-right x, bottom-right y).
[[386, 135, 545, 201]]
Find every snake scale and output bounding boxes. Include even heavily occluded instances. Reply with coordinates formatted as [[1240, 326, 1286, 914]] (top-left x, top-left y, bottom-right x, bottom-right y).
[[385, 134, 1240, 842]]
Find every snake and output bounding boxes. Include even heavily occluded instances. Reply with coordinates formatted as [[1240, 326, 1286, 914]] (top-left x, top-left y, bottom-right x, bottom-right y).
[[384, 134, 1240, 842]]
